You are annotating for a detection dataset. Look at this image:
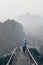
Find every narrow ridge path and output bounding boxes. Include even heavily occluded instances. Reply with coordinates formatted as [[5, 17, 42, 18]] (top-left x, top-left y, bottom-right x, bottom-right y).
[[16, 48, 29, 65]]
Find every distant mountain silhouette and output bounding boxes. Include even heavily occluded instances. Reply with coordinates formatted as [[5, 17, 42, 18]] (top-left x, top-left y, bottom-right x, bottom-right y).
[[0, 19, 25, 56], [18, 13, 43, 35], [18, 13, 43, 41]]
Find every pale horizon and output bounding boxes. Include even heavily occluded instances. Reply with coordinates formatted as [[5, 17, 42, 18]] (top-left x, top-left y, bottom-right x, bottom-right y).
[[0, 0, 43, 22]]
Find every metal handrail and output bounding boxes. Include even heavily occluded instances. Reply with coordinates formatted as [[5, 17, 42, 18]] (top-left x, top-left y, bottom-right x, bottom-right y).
[[27, 48, 38, 65], [6, 47, 17, 65]]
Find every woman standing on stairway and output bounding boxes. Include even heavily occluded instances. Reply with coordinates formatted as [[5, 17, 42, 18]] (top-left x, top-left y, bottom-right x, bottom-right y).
[[23, 39, 28, 53]]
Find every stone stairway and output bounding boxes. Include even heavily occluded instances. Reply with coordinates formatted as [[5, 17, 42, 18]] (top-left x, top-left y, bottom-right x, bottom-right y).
[[16, 48, 30, 65]]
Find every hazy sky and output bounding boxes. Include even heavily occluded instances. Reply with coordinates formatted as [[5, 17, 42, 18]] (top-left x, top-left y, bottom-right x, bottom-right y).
[[0, 0, 43, 22]]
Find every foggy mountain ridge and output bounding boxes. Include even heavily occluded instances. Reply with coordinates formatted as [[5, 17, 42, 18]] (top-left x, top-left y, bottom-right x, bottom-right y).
[[0, 19, 25, 56], [0, 18, 43, 56], [18, 13, 43, 33]]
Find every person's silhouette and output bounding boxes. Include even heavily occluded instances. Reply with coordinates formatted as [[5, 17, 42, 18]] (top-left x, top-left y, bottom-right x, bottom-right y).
[[23, 39, 27, 53]]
